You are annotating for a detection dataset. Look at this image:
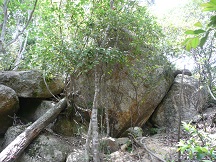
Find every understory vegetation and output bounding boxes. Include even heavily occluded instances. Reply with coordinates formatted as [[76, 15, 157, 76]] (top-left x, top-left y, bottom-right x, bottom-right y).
[[0, 0, 216, 161]]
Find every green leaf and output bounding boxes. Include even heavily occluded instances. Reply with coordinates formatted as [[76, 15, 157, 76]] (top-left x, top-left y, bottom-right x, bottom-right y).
[[199, 30, 210, 48], [191, 37, 200, 48], [185, 30, 195, 35], [181, 146, 189, 153], [202, 0, 216, 12], [186, 42, 192, 51], [182, 38, 190, 45], [177, 140, 185, 147], [194, 29, 206, 34], [182, 122, 190, 131], [210, 0, 216, 5], [185, 29, 205, 35], [194, 22, 203, 28]]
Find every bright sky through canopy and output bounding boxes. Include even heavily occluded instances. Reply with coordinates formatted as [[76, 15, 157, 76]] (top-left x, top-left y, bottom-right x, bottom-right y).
[[139, 0, 188, 13], [155, 0, 188, 10], [139, 0, 195, 70]]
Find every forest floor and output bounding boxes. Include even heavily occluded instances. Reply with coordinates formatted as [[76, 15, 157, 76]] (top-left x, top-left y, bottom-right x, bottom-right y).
[[105, 104, 216, 162], [60, 103, 216, 162], [0, 104, 215, 162]]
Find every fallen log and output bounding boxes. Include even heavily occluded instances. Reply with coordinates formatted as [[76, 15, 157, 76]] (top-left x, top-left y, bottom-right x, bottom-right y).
[[0, 97, 67, 162]]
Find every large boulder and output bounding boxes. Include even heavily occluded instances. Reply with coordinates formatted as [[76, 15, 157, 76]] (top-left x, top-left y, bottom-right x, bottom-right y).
[[3, 125, 71, 162], [151, 74, 208, 131], [74, 66, 174, 137], [0, 70, 64, 98], [0, 84, 19, 135]]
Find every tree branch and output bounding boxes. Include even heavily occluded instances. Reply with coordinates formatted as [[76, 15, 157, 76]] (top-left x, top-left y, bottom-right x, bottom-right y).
[[0, 0, 9, 42], [6, 0, 38, 47], [207, 84, 216, 101], [0, 0, 9, 52], [139, 137, 166, 162]]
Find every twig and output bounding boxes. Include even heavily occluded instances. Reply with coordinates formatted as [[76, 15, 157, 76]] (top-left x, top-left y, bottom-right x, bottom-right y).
[[6, 0, 38, 47], [207, 85, 216, 101], [43, 72, 60, 101], [139, 137, 166, 162], [128, 133, 166, 162]]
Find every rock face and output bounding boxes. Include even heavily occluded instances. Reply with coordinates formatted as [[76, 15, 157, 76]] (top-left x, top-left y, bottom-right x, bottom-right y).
[[151, 74, 208, 131], [0, 71, 64, 98], [0, 84, 19, 135], [75, 66, 174, 137], [3, 125, 71, 162]]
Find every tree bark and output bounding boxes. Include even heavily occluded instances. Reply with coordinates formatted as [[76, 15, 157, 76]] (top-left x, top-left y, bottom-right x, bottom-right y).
[[91, 64, 100, 162], [0, 97, 67, 162]]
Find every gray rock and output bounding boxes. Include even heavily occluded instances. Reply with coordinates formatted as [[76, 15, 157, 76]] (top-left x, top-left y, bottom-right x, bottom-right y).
[[0, 70, 64, 98], [151, 75, 208, 130], [115, 137, 130, 146], [126, 127, 143, 137], [0, 137, 4, 152], [0, 84, 19, 135], [73, 66, 174, 137], [2, 125, 27, 148], [100, 137, 120, 154], [66, 150, 86, 162], [3, 125, 71, 162]]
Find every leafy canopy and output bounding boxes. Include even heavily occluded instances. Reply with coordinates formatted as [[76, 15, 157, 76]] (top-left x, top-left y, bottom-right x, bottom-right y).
[[183, 0, 216, 50], [23, 0, 165, 75]]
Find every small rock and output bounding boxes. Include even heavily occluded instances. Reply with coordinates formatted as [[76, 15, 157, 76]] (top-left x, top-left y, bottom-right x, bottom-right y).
[[100, 137, 120, 154], [121, 127, 143, 137], [66, 150, 86, 162]]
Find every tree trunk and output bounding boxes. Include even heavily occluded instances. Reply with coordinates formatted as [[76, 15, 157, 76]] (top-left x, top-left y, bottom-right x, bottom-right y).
[[177, 67, 185, 162], [91, 64, 100, 162], [0, 97, 67, 162]]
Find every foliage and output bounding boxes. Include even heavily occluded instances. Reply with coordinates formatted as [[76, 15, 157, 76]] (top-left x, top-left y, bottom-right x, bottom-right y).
[[182, 0, 216, 92], [152, 0, 204, 58], [177, 122, 216, 161], [183, 0, 216, 51], [21, 0, 165, 75], [0, 0, 37, 70]]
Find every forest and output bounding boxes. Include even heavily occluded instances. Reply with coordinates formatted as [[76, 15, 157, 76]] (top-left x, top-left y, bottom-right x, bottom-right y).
[[0, 0, 216, 162]]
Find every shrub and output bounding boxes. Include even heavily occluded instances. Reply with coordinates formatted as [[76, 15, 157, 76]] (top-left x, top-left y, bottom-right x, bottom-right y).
[[177, 122, 216, 161]]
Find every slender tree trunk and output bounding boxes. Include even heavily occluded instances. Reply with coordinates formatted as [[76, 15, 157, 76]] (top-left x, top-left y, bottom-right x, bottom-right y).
[[85, 1, 114, 161], [0, 98, 67, 162], [91, 64, 100, 162], [105, 103, 110, 137], [13, 32, 29, 70], [85, 120, 92, 162], [177, 67, 185, 162]]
